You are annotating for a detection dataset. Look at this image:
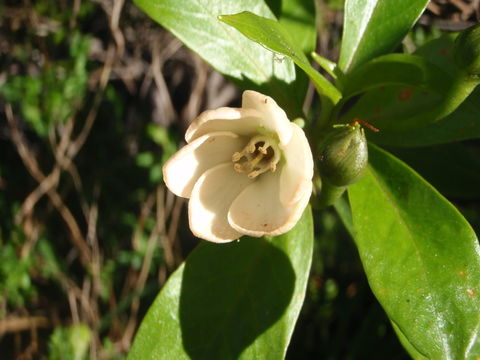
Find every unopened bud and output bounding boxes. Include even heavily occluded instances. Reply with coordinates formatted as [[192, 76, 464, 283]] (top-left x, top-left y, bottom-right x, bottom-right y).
[[318, 122, 368, 187]]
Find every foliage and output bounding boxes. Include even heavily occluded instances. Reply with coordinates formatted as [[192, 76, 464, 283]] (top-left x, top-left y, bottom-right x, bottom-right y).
[[48, 324, 91, 360], [129, 0, 480, 359], [1, 32, 90, 137], [1, 0, 480, 359]]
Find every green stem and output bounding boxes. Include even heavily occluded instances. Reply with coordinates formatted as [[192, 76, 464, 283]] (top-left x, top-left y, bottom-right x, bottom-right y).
[[316, 181, 346, 209]]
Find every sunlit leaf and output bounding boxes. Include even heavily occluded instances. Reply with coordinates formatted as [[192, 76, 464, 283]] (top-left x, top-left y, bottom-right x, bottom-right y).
[[349, 145, 480, 359], [339, 0, 429, 72], [128, 207, 314, 360]]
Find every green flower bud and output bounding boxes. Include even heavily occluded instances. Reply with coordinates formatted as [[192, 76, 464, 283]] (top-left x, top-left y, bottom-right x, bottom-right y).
[[454, 23, 480, 76], [318, 122, 368, 187], [315, 122, 368, 209]]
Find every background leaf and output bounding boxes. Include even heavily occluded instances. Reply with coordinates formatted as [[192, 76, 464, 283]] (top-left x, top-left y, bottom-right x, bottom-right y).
[[128, 207, 314, 360], [348, 145, 480, 359], [133, 0, 308, 116], [339, 0, 429, 72], [341, 54, 450, 100], [342, 34, 480, 146]]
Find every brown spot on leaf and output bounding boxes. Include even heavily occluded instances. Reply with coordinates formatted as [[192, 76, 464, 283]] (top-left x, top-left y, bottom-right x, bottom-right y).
[[398, 88, 413, 101], [439, 48, 448, 56], [467, 289, 475, 296]]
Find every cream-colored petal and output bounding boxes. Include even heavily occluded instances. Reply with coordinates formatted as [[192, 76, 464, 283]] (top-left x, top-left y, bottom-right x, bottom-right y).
[[185, 107, 264, 143], [227, 171, 312, 238], [163, 132, 246, 198], [241, 90, 293, 146], [279, 122, 314, 205], [189, 163, 253, 243]]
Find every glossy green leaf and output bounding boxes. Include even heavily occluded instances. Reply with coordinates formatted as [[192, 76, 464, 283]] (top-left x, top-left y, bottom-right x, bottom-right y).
[[341, 54, 449, 100], [128, 207, 313, 360], [352, 86, 480, 147], [133, 0, 304, 116], [219, 11, 342, 104], [342, 34, 480, 144], [265, 0, 316, 56], [348, 145, 480, 359], [312, 51, 342, 80], [339, 0, 429, 72], [384, 32, 480, 146]]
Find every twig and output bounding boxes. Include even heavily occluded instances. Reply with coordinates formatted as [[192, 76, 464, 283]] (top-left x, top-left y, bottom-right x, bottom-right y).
[[0, 316, 50, 335], [6, 104, 93, 266], [67, 44, 115, 160], [110, 0, 126, 58], [16, 111, 73, 224], [120, 189, 162, 349], [150, 39, 179, 125]]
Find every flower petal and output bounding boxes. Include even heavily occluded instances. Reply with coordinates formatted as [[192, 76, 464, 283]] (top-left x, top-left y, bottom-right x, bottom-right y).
[[189, 163, 254, 243], [163, 132, 246, 198], [241, 90, 293, 145], [185, 107, 264, 143], [228, 171, 312, 237], [279, 123, 314, 205]]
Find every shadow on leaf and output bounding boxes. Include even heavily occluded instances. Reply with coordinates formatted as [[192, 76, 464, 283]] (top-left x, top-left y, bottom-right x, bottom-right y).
[[179, 237, 296, 359]]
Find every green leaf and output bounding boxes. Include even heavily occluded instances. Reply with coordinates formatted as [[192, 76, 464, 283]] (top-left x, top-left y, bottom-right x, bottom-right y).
[[381, 33, 480, 146], [392, 322, 428, 360], [128, 207, 313, 360], [342, 34, 480, 143], [350, 86, 480, 147], [133, 0, 304, 116], [348, 145, 480, 359], [341, 53, 449, 100], [265, 0, 316, 56], [312, 51, 342, 80], [339, 0, 429, 72], [219, 11, 341, 104]]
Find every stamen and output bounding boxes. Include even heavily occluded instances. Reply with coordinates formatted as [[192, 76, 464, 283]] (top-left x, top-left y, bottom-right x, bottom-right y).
[[249, 152, 265, 168], [232, 152, 242, 162], [248, 170, 260, 179], [247, 142, 256, 153], [258, 141, 269, 154], [232, 135, 281, 178], [234, 163, 244, 172]]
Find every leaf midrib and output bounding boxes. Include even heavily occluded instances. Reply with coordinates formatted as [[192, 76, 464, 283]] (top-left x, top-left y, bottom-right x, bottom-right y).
[[367, 164, 452, 359]]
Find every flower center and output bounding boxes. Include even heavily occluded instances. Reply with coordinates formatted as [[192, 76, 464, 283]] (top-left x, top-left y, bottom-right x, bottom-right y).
[[232, 135, 281, 179]]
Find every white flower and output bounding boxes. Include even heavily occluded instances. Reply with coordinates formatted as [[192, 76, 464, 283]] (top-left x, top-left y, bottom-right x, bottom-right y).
[[163, 90, 314, 243]]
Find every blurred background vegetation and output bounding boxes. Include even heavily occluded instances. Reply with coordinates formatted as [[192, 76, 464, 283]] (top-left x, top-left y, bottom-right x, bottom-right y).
[[1, 0, 479, 359]]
